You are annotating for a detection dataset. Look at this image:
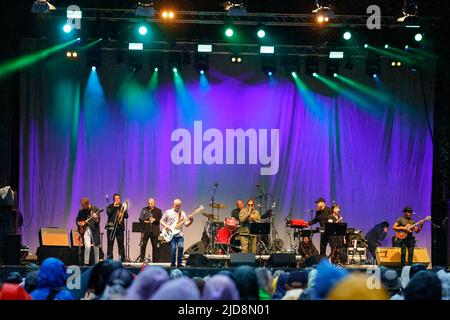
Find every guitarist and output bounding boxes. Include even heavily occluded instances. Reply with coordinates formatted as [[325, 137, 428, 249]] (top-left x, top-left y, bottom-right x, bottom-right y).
[[160, 199, 193, 267], [392, 206, 423, 266], [76, 198, 101, 265], [138, 198, 162, 263]]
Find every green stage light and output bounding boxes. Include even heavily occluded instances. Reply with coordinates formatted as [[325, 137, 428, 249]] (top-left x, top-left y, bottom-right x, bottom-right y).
[[154, 67, 158, 72], [138, 25, 148, 36], [414, 33, 423, 41], [63, 24, 72, 33], [291, 71, 297, 78], [343, 31, 352, 40], [333, 73, 338, 77], [313, 72, 318, 77], [364, 44, 368, 48], [225, 28, 234, 37], [384, 44, 389, 49], [172, 67, 178, 73], [257, 29, 266, 38], [405, 45, 409, 50]]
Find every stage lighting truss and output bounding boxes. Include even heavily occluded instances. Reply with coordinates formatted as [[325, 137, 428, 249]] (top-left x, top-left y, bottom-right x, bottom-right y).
[[312, 0, 335, 24], [31, 0, 56, 13], [224, 1, 247, 17]]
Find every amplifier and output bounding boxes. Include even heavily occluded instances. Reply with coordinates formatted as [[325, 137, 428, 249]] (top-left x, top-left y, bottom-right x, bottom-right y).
[[39, 228, 69, 247], [70, 229, 83, 247], [375, 247, 430, 267]]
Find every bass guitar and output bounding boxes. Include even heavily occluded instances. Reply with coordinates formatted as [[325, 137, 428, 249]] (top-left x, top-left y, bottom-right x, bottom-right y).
[[161, 205, 204, 242], [395, 216, 431, 240]]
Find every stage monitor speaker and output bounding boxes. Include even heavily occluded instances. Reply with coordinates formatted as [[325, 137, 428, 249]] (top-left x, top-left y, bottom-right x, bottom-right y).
[[186, 253, 210, 267], [39, 228, 69, 246], [185, 241, 206, 255], [5, 234, 21, 265], [375, 247, 430, 267], [267, 253, 297, 268], [230, 253, 256, 267], [36, 246, 74, 265], [70, 229, 83, 247], [155, 241, 170, 263]]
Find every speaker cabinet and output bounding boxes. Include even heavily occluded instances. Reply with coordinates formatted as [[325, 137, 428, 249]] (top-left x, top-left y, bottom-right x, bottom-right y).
[[5, 234, 21, 265], [230, 253, 256, 267], [39, 228, 69, 246], [376, 247, 430, 267], [155, 241, 170, 263], [185, 241, 206, 255], [186, 253, 210, 267], [267, 253, 297, 268], [70, 229, 83, 247]]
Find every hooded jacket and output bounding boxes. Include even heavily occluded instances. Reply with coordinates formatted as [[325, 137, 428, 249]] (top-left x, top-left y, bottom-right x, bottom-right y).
[[30, 258, 73, 300]]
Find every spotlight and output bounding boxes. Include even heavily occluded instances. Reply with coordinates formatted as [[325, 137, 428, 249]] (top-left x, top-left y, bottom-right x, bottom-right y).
[[72, 52, 78, 58], [225, 27, 234, 37], [333, 73, 338, 77], [364, 43, 369, 48], [343, 31, 352, 40], [305, 56, 319, 76], [135, 2, 156, 17], [405, 45, 409, 50], [366, 56, 380, 78], [87, 49, 102, 69], [291, 71, 298, 78], [224, 1, 248, 17], [161, 9, 175, 19], [389, 60, 403, 68], [63, 24, 72, 33], [414, 33, 423, 41], [66, 51, 72, 58], [31, 0, 55, 13], [326, 60, 339, 77], [257, 28, 266, 39], [194, 54, 209, 74], [230, 55, 242, 63], [173, 67, 178, 73], [154, 67, 159, 72], [313, 72, 318, 77], [138, 25, 148, 36], [148, 53, 163, 72], [262, 56, 276, 76], [92, 66, 96, 71], [384, 44, 389, 49], [313, 0, 335, 23]]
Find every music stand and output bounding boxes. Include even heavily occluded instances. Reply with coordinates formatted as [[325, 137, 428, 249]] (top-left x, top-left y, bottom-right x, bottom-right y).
[[325, 223, 347, 264], [249, 223, 270, 255]]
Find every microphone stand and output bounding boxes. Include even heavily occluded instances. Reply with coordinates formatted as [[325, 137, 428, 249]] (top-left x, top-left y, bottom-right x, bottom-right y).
[[209, 184, 218, 254]]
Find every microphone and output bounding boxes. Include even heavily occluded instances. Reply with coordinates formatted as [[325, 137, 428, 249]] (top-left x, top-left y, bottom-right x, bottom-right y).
[[256, 183, 262, 188], [106, 194, 109, 200], [214, 182, 219, 188]]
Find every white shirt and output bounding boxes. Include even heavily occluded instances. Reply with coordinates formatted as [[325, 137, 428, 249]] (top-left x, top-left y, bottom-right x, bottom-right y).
[[161, 208, 190, 237]]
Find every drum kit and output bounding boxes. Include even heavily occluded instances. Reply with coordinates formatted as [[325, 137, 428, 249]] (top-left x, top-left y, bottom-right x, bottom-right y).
[[203, 202, 241, 254]]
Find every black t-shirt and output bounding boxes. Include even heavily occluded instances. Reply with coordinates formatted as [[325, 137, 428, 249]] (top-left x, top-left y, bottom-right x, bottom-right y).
[[231, 208, 240, 220], [395, 216, 415, 227], [309, 207, 332, 228]]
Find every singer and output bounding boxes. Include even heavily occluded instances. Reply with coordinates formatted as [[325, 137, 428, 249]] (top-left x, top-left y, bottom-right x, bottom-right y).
[[239, 198, 261, 254]]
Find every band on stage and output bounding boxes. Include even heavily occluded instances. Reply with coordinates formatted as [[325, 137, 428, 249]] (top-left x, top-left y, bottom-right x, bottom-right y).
[[75, 192, 427, 267]]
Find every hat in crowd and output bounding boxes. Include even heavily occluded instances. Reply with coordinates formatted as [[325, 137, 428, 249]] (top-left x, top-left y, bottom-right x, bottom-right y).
[[381, 269, 402, 292], [233, 265, 259, 300], [24, 271, 39, 293], [402, 206, 414, 213], [327, 274, 389, 300], [403, 270, 442, 300], [315, 197, 326, 204], [151, 277, 201, 300], [312, 259, 348, 300], [203, 275, 240, 300], [170, 268, 183, 279], [287, 270, 309, 288], [6, 272, 23, 284], [436, 270, 450, 300], [192, 277, 206, 294], [0, 283, 32, 300], [126, 266, 169, 300], [409, 264, 427, 280]]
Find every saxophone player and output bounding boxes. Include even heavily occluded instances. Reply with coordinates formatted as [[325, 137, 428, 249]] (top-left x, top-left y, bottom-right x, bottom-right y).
[[239, 199, 261, 254]]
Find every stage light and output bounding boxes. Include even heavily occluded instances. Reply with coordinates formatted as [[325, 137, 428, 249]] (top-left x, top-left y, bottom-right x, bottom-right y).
[[414, 33, 423, 41], [343, 31, 352, 40], [260, 46, 275, 54], [200, 70, 205, 75], [230, 55, 242, 63], [138, 25, 148, 36], [63, 24, 72, 33], [268, 71, 273, 76], [257, 29, 266, 39], [305, 56, 319, 76], [372, 73, 378, 79], [31, 0, 55, 13], [291, 71, 298, 78], [282, 56, 299, 77], [168, 52, 184, 72], [364, 44, 368, 48], [161, 10, 175, 19], [154, 67, 158, 72], [390, 60, 403, 68], [65, 51, 78, 59], [384, 44, 389, 49], [197, 44, 212, 53], [92, 66, 96, 71], [194, 54, 209, 74], [225, 27, 234, 37], [405, 45, 409, 50], [262, 56, 276, 76], [66, 51, 72, 58], [333, 73, 338, 77], [72, 52, 78, 58], [135, 2, 156, 17], [313, 1, 335, 24], [172, 67, 178, 73], [129, 43, 143, 50], [224, 1, 248, 17], [313, 72, 318, 77], [329, 51, 344, 59]]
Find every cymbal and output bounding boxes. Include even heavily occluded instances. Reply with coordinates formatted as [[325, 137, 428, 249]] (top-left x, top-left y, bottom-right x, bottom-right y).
[[210, 202, 226, 209], [202, 212, 215, 218]]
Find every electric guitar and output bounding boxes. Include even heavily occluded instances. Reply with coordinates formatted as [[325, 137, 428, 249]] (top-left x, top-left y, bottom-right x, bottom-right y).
[[395, 216, 431, 240], [77, 209, 103, 235], [161, 205, 204, 242]]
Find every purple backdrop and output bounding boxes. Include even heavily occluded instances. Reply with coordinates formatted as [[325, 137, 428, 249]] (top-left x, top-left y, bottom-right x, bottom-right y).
[[19, 50, 435, 259]]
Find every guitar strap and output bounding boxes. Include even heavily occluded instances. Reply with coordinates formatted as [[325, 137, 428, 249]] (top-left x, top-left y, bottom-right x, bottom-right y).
[[177, 211, 182, 223]]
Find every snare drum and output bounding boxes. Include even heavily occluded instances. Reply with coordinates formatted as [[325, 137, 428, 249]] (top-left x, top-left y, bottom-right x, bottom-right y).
[[224, 217, 239, 230], [215, 227, 231, 245]]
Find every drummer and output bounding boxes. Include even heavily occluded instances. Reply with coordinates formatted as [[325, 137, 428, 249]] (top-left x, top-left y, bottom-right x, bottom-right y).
[[231, 199, 244, 221]]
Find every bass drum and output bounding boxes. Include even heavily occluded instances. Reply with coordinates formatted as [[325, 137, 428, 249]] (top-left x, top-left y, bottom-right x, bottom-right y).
[[229, 233, 241, 253]]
